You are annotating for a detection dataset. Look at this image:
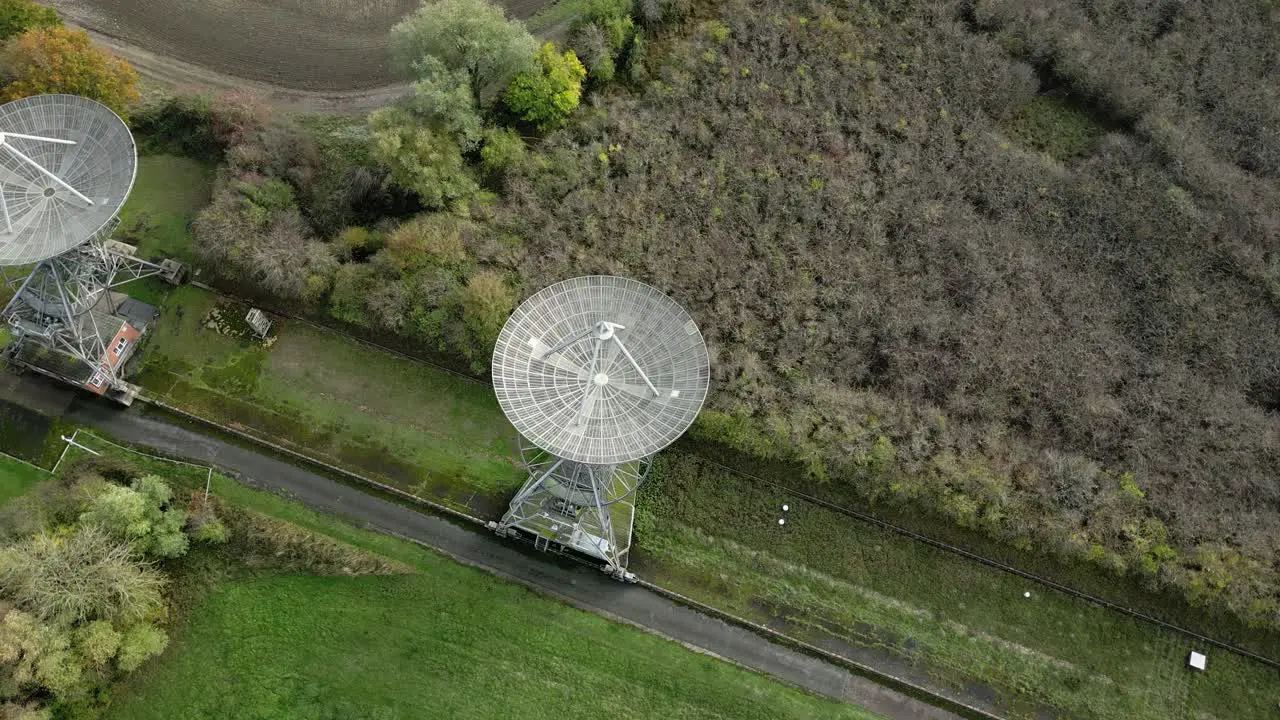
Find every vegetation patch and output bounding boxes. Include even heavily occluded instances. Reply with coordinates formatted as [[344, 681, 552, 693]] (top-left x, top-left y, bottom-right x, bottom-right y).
[[0, 451, 232, 717], [1006, 95, 1103, 160], [115, 155, 216, 263], [484, 0, 1280, 635]]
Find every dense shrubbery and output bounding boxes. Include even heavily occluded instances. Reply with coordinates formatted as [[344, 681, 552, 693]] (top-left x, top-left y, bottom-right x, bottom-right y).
[[189, 0, 556, 371], [129, 93, 220, 160], [491, 0, 1280, 628], [327, 214, 519, 371], [973, 0, 1279, 181], [0, 459, 227, 717], [189, 90, 521, 372]]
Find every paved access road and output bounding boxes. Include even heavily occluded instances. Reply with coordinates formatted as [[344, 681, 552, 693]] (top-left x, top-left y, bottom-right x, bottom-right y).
[[62, 399, 961, 720]]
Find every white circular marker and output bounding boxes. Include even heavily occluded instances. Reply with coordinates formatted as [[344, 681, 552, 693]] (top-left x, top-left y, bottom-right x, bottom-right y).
[[782, 504, 789, 511], [778, 518, 786, 525], [1024, 591, 1031, 598]]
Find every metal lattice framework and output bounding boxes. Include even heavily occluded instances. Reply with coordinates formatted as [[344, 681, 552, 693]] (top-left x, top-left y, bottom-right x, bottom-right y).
[[0, 95, 175, 393], [491, 276, 710, 577]]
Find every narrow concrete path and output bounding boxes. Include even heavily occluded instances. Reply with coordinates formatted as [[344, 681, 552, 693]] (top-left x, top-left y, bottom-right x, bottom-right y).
[[61, 397, 962, 720]]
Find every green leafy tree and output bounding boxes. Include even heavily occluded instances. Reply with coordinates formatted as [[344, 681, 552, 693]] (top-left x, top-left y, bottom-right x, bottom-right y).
[[78, 486, 148, 542], [455, 270, 516, 368], [505, 43, 586, 131], [114, 623, 166, 673], [571, 22, 615, 84], [391, 0, 536, 106], [578, 0, 634, 51], [0, 610, 75, 697], [79, 476, 189, 559], [0, 26, 139, 118], [0, 0, 58, 42], [569, 0, 634, 84], [479, 127, 527, 177], [370, 106, 479, 210], [405, 57, 485, 150], [72, 621, 120, 668]]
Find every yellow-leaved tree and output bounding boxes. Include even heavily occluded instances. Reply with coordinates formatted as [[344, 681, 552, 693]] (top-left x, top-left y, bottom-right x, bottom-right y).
[[0, 26, 139, 118]]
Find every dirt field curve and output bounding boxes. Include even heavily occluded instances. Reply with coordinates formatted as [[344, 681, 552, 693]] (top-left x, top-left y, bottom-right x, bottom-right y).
[[44, 0, 554, 112]]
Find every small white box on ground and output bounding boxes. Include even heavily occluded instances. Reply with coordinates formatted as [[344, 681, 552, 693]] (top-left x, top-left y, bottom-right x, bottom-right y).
[[1188, 651, 1207, 671]]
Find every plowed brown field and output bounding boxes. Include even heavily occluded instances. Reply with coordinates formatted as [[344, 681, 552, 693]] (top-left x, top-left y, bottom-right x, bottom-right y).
[[46, 0, 552, 91]]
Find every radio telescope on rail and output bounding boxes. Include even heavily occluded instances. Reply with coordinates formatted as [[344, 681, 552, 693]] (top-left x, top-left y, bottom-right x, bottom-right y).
[[491, 275, 710, 579], [0, 95, 184, 403]]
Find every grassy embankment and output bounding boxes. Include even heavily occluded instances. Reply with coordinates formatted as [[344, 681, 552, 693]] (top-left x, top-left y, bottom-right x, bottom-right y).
[[47, 432, 876, 720], [636, 454, 1278, 720]]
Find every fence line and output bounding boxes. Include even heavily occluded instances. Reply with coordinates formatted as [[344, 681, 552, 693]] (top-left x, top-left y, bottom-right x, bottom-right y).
[[56, 428, 215, 495], [181, 281, 1280, 670], [50, 428, 78, 475], [0, 448, 52, 474], [74, 429, 214, 470], [137, 394, 486, 527]]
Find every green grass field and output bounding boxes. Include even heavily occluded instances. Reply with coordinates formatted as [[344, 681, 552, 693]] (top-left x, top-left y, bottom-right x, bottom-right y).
[[49, 433, 876, 720], [107, 572, 877, 720], [135, 285, 524, 512], [0, 453, 47, 506], [118, 155, 215, 262]]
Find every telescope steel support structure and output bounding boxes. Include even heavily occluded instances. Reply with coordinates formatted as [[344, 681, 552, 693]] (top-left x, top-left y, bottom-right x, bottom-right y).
[[496, 439, 651, 578], [490, 276, 710, 581], [2, 228, 171, 391]]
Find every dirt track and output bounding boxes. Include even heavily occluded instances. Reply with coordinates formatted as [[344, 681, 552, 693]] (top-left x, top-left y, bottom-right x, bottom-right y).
[[75, 23, 413, 115], [44, 0, 554, 114]]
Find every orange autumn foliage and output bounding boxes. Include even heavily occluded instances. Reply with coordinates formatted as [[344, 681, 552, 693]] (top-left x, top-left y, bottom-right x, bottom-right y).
[[0, 26, 139, 118]]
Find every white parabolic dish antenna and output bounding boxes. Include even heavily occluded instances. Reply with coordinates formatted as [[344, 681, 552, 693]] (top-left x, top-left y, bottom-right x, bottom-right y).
[[0, 94, 137, 266], [492, 275, 711, 466]]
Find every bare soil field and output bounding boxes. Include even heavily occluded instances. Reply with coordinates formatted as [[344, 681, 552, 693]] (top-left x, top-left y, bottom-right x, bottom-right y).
[[46, 0, 552, 92]]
